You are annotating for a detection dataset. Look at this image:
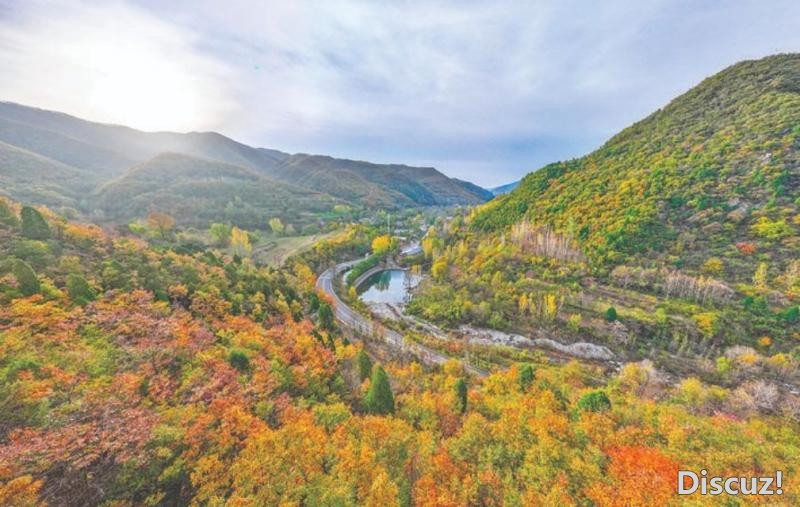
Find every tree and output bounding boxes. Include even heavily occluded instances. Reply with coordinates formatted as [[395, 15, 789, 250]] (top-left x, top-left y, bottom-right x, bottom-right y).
[[269, 217, 285, 235], [0, 199, 18, 227], [518, 363, 535, 392], [604, 307, 618, 322], [66, 273, 97, 306], [753, 262, 769, 290], [455, 378, 467, 414], [11, 259, 40, 296], [228, 349, 251, 372], [318, 301, 335, 332], [20, 206, 50, 240], [357, 349, 373, 382], [371, 235, 392, 255], [577, 390, 611, 413], [147, 212, 174, 238], [363, 365, 394, 414], [209, 223, 232, 246], [230, 226, 252, 257], [701, 257, 724, 276]]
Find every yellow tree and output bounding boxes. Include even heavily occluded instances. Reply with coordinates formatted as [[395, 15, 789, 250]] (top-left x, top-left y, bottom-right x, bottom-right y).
[[230, 226, 252, 257], [268, 217, 285, 235], [372, 235, 392, 255]]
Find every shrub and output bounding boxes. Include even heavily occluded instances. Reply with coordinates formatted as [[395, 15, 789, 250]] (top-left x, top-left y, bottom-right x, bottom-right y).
[[567, 314, 582, 332], [604, 307, 618, 322], [345, 254, 381, 286], [577, 390, 611, 412], [518, 363, 535, 392], [780, 306, 799, 323]]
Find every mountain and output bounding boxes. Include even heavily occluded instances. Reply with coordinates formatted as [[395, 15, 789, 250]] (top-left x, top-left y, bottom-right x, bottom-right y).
[[272, 154, 492, 208], [0, 102, 490, 222], [489, 181, 519, 195], [95, 152, 338, 229], [473, 54, 800, 277], [411, 54, 799, 365], [453, 178, 495, 200]]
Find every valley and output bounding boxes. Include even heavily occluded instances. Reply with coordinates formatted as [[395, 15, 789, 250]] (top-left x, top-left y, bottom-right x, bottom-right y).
[[1, 53, 799, 506]]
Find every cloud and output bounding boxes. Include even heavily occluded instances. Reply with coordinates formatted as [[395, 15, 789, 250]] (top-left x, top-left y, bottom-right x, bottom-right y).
[[3, 0, 800, 185]]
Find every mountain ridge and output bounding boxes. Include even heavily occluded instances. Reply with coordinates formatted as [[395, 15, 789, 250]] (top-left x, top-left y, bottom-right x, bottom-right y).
[[0, 101, 490, 222]]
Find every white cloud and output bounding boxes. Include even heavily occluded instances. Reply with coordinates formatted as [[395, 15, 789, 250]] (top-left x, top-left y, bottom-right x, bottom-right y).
[[2, 0, 800, 185], [0, 0, 238, 131]]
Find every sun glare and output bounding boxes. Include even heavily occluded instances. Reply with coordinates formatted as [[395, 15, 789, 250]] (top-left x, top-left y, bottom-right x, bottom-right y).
[[0, 1, 235, 132]]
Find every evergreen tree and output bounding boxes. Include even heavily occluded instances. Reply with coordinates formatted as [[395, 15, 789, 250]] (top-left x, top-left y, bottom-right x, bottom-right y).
[[356, 349, 373, 382], [455, 378, 467, 414], [20, 206, 51, 240], [228, 349, 250, 372], [518, 363, 535, 392], [577, 390, 612, 413], [12, 259, 40, 296], [604, 307, 618, 322], [363, 365, 394, 415], [66, 273, 97, 306], [318, 301, 335, 332]]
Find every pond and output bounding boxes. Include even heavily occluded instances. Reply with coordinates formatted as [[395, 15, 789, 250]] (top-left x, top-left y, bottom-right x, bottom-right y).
[[357, 269, 421, 305]]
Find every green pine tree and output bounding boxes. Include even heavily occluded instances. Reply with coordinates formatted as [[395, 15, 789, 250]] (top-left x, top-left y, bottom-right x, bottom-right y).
[[518, 363, 535, 392], [12, 259, 40, 296], [66, 273, 97, 306], [455, 378, 467, 414], [577, 390, 612, 413], [20, 206, 51, 240], [363, 365, 394, 415], [318, 301, 335, 332], [356, 349, 373, 382]]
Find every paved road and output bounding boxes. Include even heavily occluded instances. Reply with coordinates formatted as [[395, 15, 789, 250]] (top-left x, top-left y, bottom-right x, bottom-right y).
[[316, 259, 487, 377]]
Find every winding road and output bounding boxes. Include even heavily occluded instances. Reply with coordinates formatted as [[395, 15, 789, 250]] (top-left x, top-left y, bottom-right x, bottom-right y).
[[316, 259, 488, 377]]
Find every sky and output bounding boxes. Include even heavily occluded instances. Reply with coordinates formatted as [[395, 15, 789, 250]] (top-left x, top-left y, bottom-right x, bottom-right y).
[[1, 1, 799, 187]]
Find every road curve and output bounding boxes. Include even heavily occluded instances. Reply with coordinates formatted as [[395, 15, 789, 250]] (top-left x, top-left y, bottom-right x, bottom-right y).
[[316, 260, 488, 377]]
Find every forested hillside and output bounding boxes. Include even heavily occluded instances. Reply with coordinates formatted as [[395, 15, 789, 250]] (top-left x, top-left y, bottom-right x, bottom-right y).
[[1, 197, 799, 506], [94, 153, 339, 229], [473, 54, 799, 274], [411, 55, 799, 369]]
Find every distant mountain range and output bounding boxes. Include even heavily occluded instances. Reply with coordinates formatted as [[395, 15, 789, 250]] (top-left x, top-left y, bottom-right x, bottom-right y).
[[0, 102, 491, 227], [489, 181, 519, 195]]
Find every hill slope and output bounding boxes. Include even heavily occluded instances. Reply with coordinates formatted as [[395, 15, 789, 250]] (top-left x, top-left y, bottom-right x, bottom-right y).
[[264, 154, 492, 208], [0, 140, 94, 208], [473, 54, 800, 277], [95, 153, 338, 229]]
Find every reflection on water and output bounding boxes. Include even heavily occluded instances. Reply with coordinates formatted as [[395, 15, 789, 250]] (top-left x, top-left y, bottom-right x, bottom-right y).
[[358, 269, 420, 304]]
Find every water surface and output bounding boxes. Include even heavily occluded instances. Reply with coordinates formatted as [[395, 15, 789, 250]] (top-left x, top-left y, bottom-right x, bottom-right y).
[[358, 269, 420, 304]]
